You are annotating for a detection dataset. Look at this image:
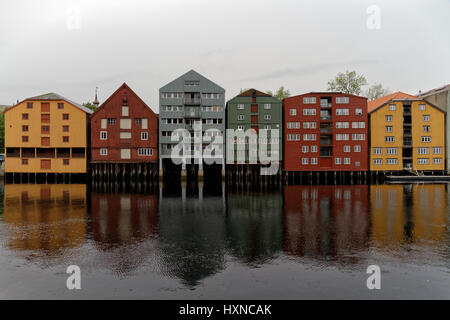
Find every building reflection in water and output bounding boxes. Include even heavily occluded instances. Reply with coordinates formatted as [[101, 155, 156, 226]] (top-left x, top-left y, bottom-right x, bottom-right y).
[[370, 184, 447, 247], [157, 180, 227, 287], [2, 184, 87, 255], [225, 189, 283, 265], [283, 185, 370, 260]]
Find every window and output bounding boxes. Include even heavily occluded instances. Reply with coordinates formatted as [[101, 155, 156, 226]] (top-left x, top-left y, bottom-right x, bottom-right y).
[[22, 113, 29, 120], [22, 159, 28, 165], [336, 134, 349, 141], [41, 137, 50, 146], [122, 106, 129, 116], [63, 125, 69, 132], [303, 134, 317, 141], [433, 147, 442, 154], [302, 158, 309, 165], [385, 136, 394, 143], [373, 159, 383, 165], [63, 136, 69, 142], [386, 148, 398, 155], [355, 108, 363, 116], [354, 145, 361, 152], [237, 104, 245, 110], [58, 103, 64, 109], [311, 158, 318, 165], [423, 125, 430, 132], [237, 115, 245, 121], [352, 134, 365, 141], [344, 158, 351, 165], [41, 114, 50, 123], [336, 97, 349, 104], [311, 146, 318, 153], [264, 104, 271, 110], [303, 108, 316, 116], [41, 125, 50, 134], [138, 148, 153, 156], [287, 134, 300, 141], [303, 122, 317, 129], [352, 122, 365, 128], [287, 122, 300, 129], [385, 126, 393, 133], [373, 148, 382, 155], [386, 158, 398, 165], [100, 148, 108, 156], [419, 104, 426, 111], [22, 136, 29, 142], [418, 147, 429, 155], [302, 146, 309, 153], [417, 158, 430, 165], [344, 145, 351, 152], [120, 132, 132, 139], [289, 109, 297, 116], [433, 158, 442, 164], [385, 115, 392, 122], [22, 125, 29, 132], [303, 97, 316, 104], [120, 149, 131, 159], [100, 131, 107, 140], [336, 122, 349, 129], [141, 132, 148, 140], [136, 118, 141, 125], [421, 136, 431, 143], [27, 102, 33, 109], [62, 114, 69, 120], [335, 157, 342, 165], [108, 118, 116, 125], [336, 108, 349, 116], [264, 114, 271, 120], [237, 125, 244, 130], [63, 159, 69, 165], [423, 115, 430, 121], [389, 104, 396, 111]]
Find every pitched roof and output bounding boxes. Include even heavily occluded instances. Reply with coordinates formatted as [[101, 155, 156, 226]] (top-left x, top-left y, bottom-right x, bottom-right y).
[[237, 89, 271, 97], [29, 92, 93, 114], [159, 69, 225, 93], [418, 84, 450, 97], [367, 92, 418, 113], [91, 82, 157, 118]]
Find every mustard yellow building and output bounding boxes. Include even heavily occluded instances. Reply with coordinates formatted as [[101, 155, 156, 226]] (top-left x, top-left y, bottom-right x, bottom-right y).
[[368, 92, 446, 172], [3, 93, 92, 174]]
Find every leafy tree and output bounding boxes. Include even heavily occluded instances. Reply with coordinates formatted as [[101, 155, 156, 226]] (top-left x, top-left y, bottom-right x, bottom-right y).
[[327, 70, 368, 95], [365, 83, 391, 101], [267, 86, 291, 100], [83, 102, 96, 111]]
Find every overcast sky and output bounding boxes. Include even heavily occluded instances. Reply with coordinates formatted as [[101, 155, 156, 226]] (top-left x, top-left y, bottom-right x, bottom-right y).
[[0, 0, 449, 111]]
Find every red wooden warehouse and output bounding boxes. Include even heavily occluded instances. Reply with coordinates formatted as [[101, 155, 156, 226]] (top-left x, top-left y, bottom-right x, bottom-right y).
[[90, 83, 158, 180], [283, 92, 368, 174]]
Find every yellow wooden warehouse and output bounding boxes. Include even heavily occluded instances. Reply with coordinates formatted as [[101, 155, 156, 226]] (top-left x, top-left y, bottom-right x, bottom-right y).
[[3, 93, 92, 180], [368, 92, 446, 174]]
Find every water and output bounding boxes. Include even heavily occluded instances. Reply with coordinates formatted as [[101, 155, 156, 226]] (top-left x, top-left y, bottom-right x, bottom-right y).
[[0, 182, 449, 299]]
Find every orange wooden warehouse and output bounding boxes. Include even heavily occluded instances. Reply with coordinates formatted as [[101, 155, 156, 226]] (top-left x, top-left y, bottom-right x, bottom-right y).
[[3, 93, 92, 180]]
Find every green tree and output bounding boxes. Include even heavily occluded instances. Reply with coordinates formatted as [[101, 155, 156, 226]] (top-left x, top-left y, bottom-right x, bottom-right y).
[[82, 102, 96, 111], [267, 86, 291, 100], [365, 83, 391, 101], [327, 70, 368, 95]]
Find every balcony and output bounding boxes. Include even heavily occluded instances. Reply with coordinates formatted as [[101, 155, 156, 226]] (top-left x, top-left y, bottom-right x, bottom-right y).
[[184, 97, 201, 105], [320, 115, 332, 121], [404, 137, 412, 146], [320, 146, 332, 157], [184, 108, 201, 118]]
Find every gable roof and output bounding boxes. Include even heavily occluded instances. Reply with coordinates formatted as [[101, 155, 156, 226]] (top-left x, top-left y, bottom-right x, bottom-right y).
[[159, 69, 225, 93], [367, 92, 418, 113], [237, 89, 271, 97], [418, 84, 450, 97], [91, 82, 157, 118], [4, 92, 93, 114]]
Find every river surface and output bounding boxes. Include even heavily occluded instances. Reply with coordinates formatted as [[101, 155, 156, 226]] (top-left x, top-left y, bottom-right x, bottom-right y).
[[0, 181, 449, 299]]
